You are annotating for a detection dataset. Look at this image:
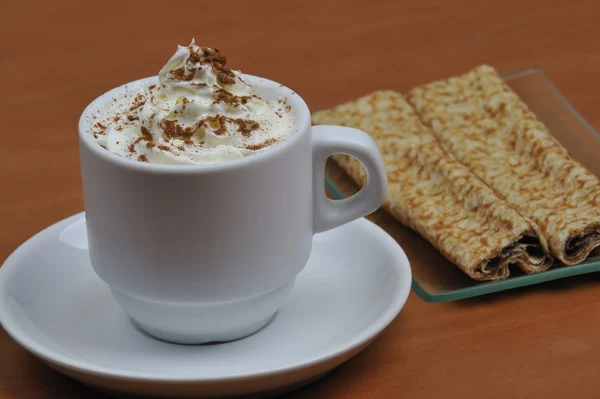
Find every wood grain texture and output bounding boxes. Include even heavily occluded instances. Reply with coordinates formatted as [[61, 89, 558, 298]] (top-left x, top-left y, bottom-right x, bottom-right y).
[[1, 0, 600, 398]]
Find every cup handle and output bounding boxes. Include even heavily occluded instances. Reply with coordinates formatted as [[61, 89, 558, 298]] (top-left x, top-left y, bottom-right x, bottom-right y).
[[312, 125, 388, 234]]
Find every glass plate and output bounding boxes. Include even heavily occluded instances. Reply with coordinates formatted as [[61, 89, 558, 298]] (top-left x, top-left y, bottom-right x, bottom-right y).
[[324, 67, 600, 302]]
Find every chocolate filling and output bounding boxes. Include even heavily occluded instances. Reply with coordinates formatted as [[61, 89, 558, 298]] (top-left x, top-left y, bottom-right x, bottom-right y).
[[481, 235, 549, 275], [565, 230, 600, 259]]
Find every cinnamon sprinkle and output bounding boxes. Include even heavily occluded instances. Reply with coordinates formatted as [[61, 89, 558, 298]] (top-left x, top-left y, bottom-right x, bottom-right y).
[[138, 155, 148, 162], [129, 94, 147, 111], [170, 44, 238, 86], [200, 47, 236, 85], [181, 97, 190, 111], [232, 118, 260, 136], [206, 115, 228, 136], [188, 47, 201, 64], [158, 114, 259, 139], [128, 137, 146, 153], [141, 126, 152, 139], [213, 88, 251, 106], [246, 137, 278, 151], [94, 122, 107, 134], [168, 67, 195, 81], [159, 119, 196, 139]]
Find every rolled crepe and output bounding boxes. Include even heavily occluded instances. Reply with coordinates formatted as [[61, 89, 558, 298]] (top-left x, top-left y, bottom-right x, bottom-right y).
[[312, 91, 552, 281], [407, 65, 600, 265]]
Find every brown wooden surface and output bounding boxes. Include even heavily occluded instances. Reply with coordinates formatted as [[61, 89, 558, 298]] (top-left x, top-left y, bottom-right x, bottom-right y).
[[2, 1, 600, 398]]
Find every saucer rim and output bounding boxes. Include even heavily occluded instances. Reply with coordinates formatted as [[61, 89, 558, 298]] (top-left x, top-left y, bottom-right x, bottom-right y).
[[0, 212, 411, 383]]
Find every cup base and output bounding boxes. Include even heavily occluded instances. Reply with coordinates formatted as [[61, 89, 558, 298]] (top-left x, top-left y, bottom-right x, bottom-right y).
[[134, 313, 275, 345], [110, 280, 295, 345]]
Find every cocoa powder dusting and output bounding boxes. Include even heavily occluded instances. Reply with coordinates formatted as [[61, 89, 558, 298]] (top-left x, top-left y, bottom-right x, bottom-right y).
[[138, 155, 148, 163], [129, 94, 147, 111], [157, 113, 259, 139], [94, 122, 107, 134], [200, 47, 236, 85], [168, 67, 195, 82], [232, 118, 260, 136], [159, 120, 196, 139], [206, 115, 228, 135], [128, 138, 141, 153], [141, 126, 152, 139], [188, 47, 201, 64], [245, 137, 279, 151], [214, 88, 251, 106]]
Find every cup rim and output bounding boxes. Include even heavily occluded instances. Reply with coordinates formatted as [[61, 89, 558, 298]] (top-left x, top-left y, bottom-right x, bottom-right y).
[[78, 74, 310, 175]]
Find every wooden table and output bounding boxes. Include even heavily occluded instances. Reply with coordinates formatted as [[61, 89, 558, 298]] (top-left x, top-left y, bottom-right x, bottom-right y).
[[2, 1, 600, 398]]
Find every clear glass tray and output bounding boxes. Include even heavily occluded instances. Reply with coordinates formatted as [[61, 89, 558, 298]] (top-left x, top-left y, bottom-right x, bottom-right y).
[[324, 67, 600, 302]]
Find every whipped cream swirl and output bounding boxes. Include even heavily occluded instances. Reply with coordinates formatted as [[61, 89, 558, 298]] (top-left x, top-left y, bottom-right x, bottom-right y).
[[93, 40, 293, 164]]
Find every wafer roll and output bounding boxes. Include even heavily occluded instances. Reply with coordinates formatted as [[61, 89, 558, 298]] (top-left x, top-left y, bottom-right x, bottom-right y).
[[312, 91, 552, 280], [408, 65, 600, 265]]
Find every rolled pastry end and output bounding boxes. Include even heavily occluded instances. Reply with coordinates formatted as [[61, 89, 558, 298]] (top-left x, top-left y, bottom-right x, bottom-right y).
[[561, 227, 600, 265], [473, 235, 553, 281]]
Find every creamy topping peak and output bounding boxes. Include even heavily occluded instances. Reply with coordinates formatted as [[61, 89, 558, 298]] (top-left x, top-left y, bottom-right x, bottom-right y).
[[90, 39, 294, 165]]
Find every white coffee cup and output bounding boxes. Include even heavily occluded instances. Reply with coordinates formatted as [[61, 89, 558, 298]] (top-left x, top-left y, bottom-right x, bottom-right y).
[[78, 75, 387, 344]]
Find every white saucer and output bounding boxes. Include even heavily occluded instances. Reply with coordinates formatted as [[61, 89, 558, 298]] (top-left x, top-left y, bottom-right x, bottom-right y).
[[0, 213, 411, 398]]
